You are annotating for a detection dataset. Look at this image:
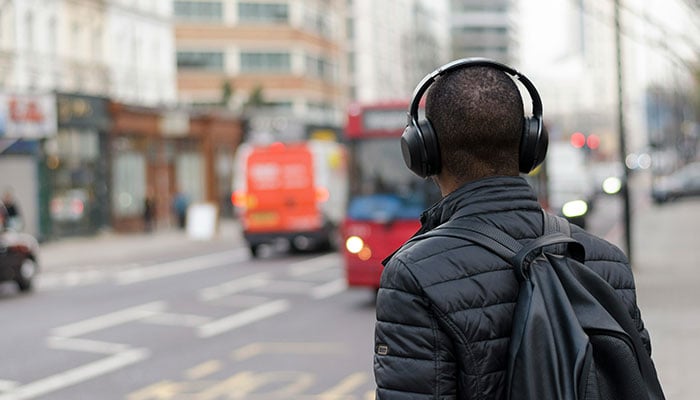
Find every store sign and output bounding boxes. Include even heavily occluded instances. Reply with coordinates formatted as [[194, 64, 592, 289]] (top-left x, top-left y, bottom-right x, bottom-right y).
[[0, 93, 57, 139], [56, 93, 108, 129]]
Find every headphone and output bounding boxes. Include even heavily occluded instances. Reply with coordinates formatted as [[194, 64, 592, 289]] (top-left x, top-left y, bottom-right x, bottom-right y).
[[400, 57, 548, 178]]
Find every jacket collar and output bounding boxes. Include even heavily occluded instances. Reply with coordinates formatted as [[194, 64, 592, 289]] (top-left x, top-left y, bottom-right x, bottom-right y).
[[382, 175, 539, 265]]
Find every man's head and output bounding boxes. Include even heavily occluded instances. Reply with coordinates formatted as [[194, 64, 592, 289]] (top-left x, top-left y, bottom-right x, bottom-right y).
[[426, 65, 524, 187]]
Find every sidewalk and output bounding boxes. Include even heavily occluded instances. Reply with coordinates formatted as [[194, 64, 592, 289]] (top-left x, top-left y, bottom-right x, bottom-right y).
[[630, 199, 700, 400], [39, 218, 244, 271]]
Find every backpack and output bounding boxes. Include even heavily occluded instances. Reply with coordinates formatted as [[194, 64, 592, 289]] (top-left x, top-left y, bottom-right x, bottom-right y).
[[419, 211, 665, 400]]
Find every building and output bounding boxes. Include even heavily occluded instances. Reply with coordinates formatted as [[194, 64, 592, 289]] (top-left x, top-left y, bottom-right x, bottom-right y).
[[174, 0, 348, 129], [519, 0, 700, 166], [0, 1, 240, 239], [345, 0, 450, 103], [448, 0, 519, 64]]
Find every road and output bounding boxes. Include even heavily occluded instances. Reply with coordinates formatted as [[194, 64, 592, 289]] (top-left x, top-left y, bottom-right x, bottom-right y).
[[0, 176, 673, 399], [0, 245, 377, 400]]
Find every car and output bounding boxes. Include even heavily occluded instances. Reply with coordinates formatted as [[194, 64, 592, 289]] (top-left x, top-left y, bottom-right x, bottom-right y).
[[0, 203, 39, 292], [652, 162, 700, 204]]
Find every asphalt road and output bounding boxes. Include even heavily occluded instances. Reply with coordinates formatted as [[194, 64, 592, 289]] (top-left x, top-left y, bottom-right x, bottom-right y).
[[0, 247, 377, 400], [0, 187, 641, 400]]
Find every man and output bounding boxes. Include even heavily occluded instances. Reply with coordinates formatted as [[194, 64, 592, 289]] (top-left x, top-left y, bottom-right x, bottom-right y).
[[373, 60, 652, 399]]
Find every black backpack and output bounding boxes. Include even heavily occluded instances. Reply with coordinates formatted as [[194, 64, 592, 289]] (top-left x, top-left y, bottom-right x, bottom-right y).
[[420, 211, 665, 400]]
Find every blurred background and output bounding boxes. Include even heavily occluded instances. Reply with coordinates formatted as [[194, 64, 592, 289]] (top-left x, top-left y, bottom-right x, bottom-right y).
[[0, 1, 698, 399]]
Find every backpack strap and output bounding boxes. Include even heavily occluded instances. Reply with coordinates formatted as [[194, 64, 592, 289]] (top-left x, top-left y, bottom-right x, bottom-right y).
[[410, 210, 585, 281]]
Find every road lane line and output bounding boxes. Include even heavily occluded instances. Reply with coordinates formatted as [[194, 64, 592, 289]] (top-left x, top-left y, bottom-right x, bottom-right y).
[[311, 278, 347, 299], [117, 249, 249, 285], [198, 272, 272, 301], [231, 342, 346, 361], [46, 336, 132, 354], [0, 380, 18, 393], [197, 300, 290, 338], [318, 372, 369, 399], [142, 312, 211, 327], [288, 254, 340, 277], [184, 360, 223, 380], [0, 349, 149, 400], [51, 301, 166, 338]]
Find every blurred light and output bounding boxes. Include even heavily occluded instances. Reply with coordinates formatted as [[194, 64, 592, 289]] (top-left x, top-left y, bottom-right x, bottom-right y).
[[637, 153, 652, 169], [602, 177, 623, 194], [119, 192, 133, 208], [562, 200, 588, 218], [358, 247, 372, 261], [231, 191, 247, 207], [345, 236, 364, 254], [625, 153, 639, 169], [316, 187, 330, 202], [586, 134, 600, 150], [571, 132, 586, 148]]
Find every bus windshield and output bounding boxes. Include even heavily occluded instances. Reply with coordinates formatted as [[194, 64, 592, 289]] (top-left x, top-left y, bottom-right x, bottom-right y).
[[347, 137, 441, 221]]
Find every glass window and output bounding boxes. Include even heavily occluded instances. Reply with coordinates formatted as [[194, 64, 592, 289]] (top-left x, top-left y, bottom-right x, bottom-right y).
[[240, 52, 291, 72], [174, 1, 223, 21], [347, 138, 441, 220], [238, 2, 288, 23], [112, 152, 146, 217], [177, 51, 224, 70]]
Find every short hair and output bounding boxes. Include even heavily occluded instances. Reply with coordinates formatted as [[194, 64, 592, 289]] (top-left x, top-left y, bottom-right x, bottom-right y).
[[425, 66, 524, 180]]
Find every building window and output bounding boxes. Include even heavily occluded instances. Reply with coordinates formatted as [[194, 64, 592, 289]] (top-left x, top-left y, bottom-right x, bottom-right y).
[[238, 2, 289, 23], [177, 51, 224, 70], [240, 52, 291, 73], [174, 1, 223, 21], [305, 54, 334, 81]]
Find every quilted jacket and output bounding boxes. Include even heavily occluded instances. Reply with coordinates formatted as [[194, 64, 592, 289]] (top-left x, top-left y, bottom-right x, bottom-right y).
[[373, 176, 650, 400]]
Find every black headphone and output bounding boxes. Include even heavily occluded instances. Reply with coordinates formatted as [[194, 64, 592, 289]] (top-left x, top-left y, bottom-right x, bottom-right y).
[[400, 57, 548, 178]]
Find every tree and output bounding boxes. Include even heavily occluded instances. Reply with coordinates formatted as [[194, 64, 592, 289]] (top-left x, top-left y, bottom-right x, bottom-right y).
[[221, 80, 233, 108]]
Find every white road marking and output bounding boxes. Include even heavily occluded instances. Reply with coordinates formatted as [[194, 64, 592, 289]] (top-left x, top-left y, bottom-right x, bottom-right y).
[[198, 300, 290, 338], [287, 254, 340, 277], [51, 301, 166, 338], [198, 272, 272, 301], [142, 312, 211, 327], [116, 249, 248, 285], [311, 278, 347, 299], [0, 380, 18, 393], [46, 336, 131, 354], [0, 349, 149, 400]]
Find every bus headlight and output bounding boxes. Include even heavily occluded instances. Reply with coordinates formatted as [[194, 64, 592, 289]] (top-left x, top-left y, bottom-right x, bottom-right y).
[[346, 236, 364, 254], [562, 200, 588, 218]]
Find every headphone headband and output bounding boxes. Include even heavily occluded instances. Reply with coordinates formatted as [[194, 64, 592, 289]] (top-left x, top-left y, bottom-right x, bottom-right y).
[[401, 57, 547, 177], [407, 57, 543, 125]]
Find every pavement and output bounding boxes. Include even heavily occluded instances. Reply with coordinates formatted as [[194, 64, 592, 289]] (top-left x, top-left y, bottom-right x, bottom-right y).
[[35, 195, 700, 399], [38, 218, 245, 271]]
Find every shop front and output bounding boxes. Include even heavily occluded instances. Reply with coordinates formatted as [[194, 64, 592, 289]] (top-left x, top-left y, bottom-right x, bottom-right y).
[[44, 94, 110, 238], [109, 104, 242, 232]]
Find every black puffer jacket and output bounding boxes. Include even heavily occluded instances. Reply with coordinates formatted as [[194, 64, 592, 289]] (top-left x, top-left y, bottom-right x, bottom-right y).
[[374, 176, 650, 400]]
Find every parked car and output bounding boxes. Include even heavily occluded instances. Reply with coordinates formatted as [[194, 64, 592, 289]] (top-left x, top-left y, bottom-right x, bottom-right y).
[[0, 203, 39, 292], [652, 162, 700, 204]]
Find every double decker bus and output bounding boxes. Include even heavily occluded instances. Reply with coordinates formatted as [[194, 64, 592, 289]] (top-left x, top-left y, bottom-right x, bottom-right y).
[[341, 102, 441, 289]]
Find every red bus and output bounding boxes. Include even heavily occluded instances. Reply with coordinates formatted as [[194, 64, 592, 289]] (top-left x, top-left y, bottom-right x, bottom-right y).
[[341, 102, 441, 289]]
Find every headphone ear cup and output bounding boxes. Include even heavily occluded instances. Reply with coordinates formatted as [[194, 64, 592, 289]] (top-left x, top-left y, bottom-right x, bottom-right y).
[[401, 124, 428, 177], [418, 119, 441, 176], [400, 120, 441, 178], [519, 117, 547, 173]]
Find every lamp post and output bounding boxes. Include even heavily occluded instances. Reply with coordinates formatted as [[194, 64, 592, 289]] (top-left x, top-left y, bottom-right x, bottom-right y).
[[614, 0, 633, 263]]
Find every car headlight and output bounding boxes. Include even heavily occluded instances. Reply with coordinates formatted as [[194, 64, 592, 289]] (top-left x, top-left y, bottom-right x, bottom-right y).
[[602, 177, 622, 194], [562, 200, 588, 218], [345, 236, 364, 254]]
